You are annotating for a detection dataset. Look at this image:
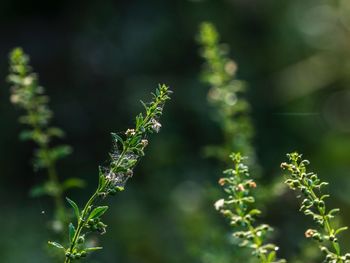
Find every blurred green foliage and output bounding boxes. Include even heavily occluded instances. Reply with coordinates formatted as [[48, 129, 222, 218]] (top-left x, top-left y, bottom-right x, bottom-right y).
[[198, 22, 254, 163], [8, 47, 84, 236], [1, 1, 350, 263]]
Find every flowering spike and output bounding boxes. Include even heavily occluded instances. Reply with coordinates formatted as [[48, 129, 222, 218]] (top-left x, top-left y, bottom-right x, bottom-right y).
[[216, 152, 285, 263], [51, 85, 171, 263], [282, 152, 349, 263]]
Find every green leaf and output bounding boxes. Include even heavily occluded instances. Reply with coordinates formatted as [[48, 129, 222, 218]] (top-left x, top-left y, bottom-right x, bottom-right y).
[[47, 127, 65, 138], [66, 197, 80, 220], [48, 241, 64, 249], [111, 133, 124, 146], [88, 206, 108, 221], [69, 223, 75, 243], [19, 130, 34, 141], [267, 251, 276, 262], [85, 247, 103, 252], [50, 145, 72, 161], [29, 184, 47, 197], [62, 178, 85, 190], [333, 241, 340, 255], [335, 226, 348, 235], [98, 167, 106, 191], [30, 181, 60, 197], [248, 209, 261, 216]]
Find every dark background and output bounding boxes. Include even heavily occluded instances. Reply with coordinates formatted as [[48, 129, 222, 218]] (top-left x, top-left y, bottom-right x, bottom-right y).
[[1, 0, 350, 262]]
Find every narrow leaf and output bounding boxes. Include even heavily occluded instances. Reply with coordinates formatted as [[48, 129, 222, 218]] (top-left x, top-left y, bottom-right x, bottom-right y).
[[88, 206, 108, 220], [48, 241, 64, 249], [69, 223, 76, 243], [66, 197, 80, 220], [335, 226, 348, 235], [98, 167, 106, 191], [62, 178, 85, 190]]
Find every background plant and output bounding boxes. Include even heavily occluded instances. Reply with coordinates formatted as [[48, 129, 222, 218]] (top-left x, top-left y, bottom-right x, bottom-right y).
[[198, 22, 255, 164], [282, 152, 350, 263], [215, 152, 285, 263], [48, 85, 171, 262], [7, 47, 84, 233], [2, 1, 350, 262], [197, 22, 289, 263]]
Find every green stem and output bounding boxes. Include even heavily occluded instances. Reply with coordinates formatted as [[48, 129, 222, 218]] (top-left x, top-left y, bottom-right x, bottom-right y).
[[64, 89, 168, 263], [47, 158, 66, 223], [32, 120, 67, 226], [298, 164, 343, 262], [232, 162, 266, 263], [64, 190, 99, 263], [64, 146, 129, 263]]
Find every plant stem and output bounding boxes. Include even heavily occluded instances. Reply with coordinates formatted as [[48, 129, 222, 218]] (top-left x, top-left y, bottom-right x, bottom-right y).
[[301, 173, 342, 261], [34, 122, 67, 225], [64, 190, 99, 263], [64, 148, 129, 263], [231, 161, 268, 263]]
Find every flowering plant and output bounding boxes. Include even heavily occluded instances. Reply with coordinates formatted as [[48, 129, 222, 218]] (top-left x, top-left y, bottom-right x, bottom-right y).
[[215, 153, 285, 263], [48, 85, 171, 262], [282, 152, 350, 263], [8, 48, 84, 232]]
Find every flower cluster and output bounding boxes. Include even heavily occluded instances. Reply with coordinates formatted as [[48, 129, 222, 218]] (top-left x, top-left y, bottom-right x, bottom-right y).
[[48, 85, 172, 262], [215, 153, 285, 263], [281, 152, 350, 263], [7, 48, 84, 232], [198, 22, 254, 162]]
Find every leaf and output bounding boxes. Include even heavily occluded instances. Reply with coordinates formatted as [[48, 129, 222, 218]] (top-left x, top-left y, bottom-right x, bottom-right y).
[[19, 130, 34, 141], [267, 251, 276, 262], [248, 209, 261, 216], [333, 241, 341, 255], [48, 241, 64, 249], [47, 127, 65, 138], [135, 113, 144, 129], [335, 226, 348, 235], [111, 133, 124, 146], [62, 178, 85, 190], [85, 247, 103, 252], [69, 223, 76, 243], [50, 145, 72, 161], [29, 184, 47, 197], [31, 181, 60, 197], [98, 167, 106, 191], [66, 197, 80, 220], [88, 206, 108, 221]]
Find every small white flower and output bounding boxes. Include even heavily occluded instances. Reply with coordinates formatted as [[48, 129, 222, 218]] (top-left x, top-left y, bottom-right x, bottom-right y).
[[23, 76, 34, 86], [125, 128, 136, 136], [141, 139, 148, 147], [10, 94, 20, 104], [151, 119, 162, 133], [214, 198, 225, 211]]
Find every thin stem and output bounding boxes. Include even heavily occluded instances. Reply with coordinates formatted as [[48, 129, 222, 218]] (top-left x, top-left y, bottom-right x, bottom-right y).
[[64, 147, 129, 262], [59, 85, 171, 262], [47, 159, 65, 221], [65, 191, 99, 263], [33, 121, 67, 225], [36, 125, 67, 223], [231, 161, 266, 263], [302, 175, 342, 261]]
